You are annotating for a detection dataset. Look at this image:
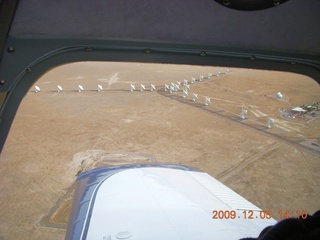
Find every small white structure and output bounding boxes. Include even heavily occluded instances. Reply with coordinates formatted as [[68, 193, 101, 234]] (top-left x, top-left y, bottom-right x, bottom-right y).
[[164, 84, 169, 92], [240, 108, 248, 120], [216, 71, 221, 77], [176, 81, 181, 86], [97, 85, 103, 92], [190, 77, 196, 84], [199, 75, 204, 82], [208, 73, 213, 79], [174, 84, 180, 91], [192, 93, 198, 102], [183, 79, 188, 86], [204, 97, 211, 106], [130, 84, 136, 92], [150, 84, 156, 92], [78, 85, 84, 92], [140, 84, 146, 92], [34, 86, 40, 93], [267, 118, 275, 129], [184, 84, 190, 90], [169, 85, 174, 93], [57, 85, 63, 93], [276, 92, 283, 99], [182, 89, 188, 98], [225, 69, 230, 74], [291, 107, 307, 115]]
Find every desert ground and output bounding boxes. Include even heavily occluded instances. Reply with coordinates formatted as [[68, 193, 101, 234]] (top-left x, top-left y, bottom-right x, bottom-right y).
[[0, 62, 319, 240]]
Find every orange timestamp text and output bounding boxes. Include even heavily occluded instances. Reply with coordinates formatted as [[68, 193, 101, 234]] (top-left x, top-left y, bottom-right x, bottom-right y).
[[212, 210, 308, 220]]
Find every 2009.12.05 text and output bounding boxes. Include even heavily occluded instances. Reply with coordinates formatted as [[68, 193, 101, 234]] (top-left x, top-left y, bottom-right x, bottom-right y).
[[212, 210, 308, 220]]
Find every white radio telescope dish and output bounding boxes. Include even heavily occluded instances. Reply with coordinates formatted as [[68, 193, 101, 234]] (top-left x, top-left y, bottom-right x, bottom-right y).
[[183, 79, 188, 86], [130, 84, 136, 92], [78, 85, 84, 92], [34, 86, 40, 93], [240, 108, 248, 120], [204, 97, 211, 106], [267, 118, 275, 129], [182, 89, 188, 98], [140, 84, 146, 92], [276, 92, 283, 99], [192, 93, 198, 102], [57, 85, 63, 93]]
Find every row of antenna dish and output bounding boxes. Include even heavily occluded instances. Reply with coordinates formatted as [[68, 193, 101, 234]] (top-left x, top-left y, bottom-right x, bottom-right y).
[[33, 70, 230, 93], [34, 84, 104, 93], [160, 72, 227, 106], [33, 69, 275, 129], [161, 71, 275, 129]]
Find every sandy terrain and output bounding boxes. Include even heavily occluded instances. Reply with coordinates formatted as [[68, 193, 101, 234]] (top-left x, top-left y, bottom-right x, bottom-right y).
[[0, 62, 319, 240]]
